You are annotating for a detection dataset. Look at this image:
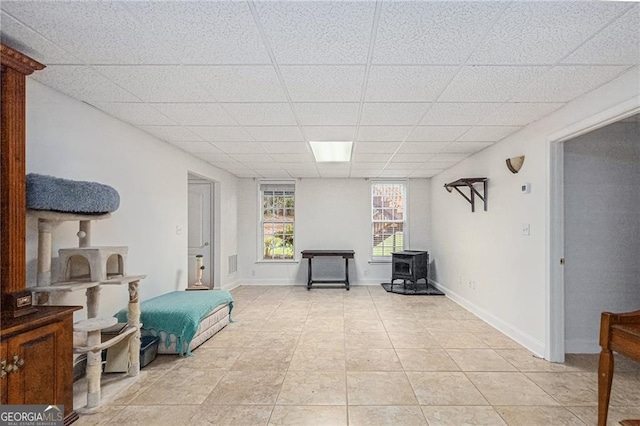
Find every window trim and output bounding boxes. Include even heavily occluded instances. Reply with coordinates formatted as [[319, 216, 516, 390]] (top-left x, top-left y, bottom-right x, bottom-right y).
[[257, 180, 297, 262], [370, 180, 408, 262]]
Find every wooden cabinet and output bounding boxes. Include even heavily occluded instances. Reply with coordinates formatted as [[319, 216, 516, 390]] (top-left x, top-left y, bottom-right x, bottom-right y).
[[1, 339, 7, 404], [1, 306, 80, 424]]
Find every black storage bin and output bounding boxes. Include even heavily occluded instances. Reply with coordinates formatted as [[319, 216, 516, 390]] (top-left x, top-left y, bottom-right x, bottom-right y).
[[140, 335, 160, 368]]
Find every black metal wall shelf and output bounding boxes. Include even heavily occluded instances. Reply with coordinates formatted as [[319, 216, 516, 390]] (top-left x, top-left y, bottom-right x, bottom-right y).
[[444, 177, 488, 212]]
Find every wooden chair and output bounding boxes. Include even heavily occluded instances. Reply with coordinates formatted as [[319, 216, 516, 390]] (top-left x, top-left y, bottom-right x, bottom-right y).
[[598, 310, 640, 426]]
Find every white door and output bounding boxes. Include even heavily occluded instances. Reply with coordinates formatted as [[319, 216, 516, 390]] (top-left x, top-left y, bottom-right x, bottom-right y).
[[188, 181, 213, 288]]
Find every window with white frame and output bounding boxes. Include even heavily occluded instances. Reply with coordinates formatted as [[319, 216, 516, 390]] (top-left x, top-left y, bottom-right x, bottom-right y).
[[260, 181, 295, 260], [371, 181, 406, 259]]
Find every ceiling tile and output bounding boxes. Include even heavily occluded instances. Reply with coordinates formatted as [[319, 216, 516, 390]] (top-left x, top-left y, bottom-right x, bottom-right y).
[[562, 6, 639, 65], [91, 102, 176, 126], [378, 170, 411, 178], [31, 66, 138, 102], [361, 103, 430, 126], [188, 126, 253, 142], [170, 141, 220, 154], [152, 103, 236, 126], [289, 169, 320, 178], [280, 66, 365, 102], [222, 103, 297, 126], [425, 160, 459, 169], [397, 142, 450, 154], [350, 170, 381, 178], [430, 153, 471, 162], [261, 142, 310, 154], [410, 169, 441, 178], [230, 170, 261, 178], [197, 152, 235, 163], [408, 126, 470, 142], [293, 103, 360, 125], [1, 1, 177, 64], [125, 2, 270, 64], [271, 153, 315, 163], [140, 126, 202, 142], [468, 2, 626, 65], [256, 170, 292, 178], [457, 126, 520, 142], [443, 142, 493, 154], [211, 142, 267, 154], [190, 66, 287, 102], [245, 126, 304, 142], [384, 162, 422, 170], [355, 141, 402, 154], [353, 153, 393, 163], [357, 126, 413, 141], [304, 126, 356, 141], [229, 153, 275, 163], [242, 162, 283, 170], [374, 2, 506, 64], [365, 66, 458, 101], [438, 66, 549, 103], [281, 162, 318, 171], [509, 65, 631, 102], [351, 162, 386, 170], [479, 102, 565, 126], [1, 12, 80, 64], [391, 153, 434, 163], [95, 66, 213, 102], [421, 103, 502, 126], [254, 1, 375, 64]]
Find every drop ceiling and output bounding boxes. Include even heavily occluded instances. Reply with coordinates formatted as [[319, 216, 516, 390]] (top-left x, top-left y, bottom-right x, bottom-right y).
[[1, 1, 638, 179]]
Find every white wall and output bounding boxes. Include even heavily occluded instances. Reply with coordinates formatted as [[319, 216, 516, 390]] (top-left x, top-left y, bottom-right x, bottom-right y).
[[564, 120, 640, 353], [429, 67, 640, 356], [237, 178, 431, 285], [25, 80, 240, 321]]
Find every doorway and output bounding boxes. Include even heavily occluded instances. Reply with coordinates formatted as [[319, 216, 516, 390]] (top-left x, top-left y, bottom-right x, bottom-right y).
[[547, 101, 640, 362], [188, 174, 214, 289]]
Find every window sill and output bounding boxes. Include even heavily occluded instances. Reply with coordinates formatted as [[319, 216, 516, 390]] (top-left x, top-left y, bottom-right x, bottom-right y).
[[255, 260, 299, 264]]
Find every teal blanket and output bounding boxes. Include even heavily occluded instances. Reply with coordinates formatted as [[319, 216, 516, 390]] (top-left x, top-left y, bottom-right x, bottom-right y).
[[115, 290, 233, 357]]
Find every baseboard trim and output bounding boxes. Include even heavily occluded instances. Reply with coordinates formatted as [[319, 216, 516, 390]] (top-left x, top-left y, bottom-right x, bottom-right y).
[[430, 279, 546, 358], [237, 278, 384, 286], [565, 339, 600, 354]]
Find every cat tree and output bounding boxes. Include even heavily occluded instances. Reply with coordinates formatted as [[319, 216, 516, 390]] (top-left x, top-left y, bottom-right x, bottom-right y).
[[30, 210, 145, 412]]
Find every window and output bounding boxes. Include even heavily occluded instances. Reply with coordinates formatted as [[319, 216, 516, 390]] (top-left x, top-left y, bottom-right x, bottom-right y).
[[371, 182, 406, 259], [260, 182, 295, 260]]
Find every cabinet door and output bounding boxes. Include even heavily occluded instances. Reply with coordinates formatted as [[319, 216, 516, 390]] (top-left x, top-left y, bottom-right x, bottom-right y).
[[6, 322, 64, 406], [1, 340, 7, 405]]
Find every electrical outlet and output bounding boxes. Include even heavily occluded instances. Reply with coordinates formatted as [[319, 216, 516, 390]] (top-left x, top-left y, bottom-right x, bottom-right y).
[[176, 225, 184, 235], [521, 223, 531, 236], [364, 270, 369, 277], [251, 270, 255, 276], [468, 280, 472, 289], [472, 280, 477, 290]]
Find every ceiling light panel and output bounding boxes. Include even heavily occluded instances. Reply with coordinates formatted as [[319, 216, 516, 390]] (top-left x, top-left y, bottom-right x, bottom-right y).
[[254, 1, 375, 64], [280, 65, 366, 102], [374, 1, 506, 64], [309, 141, 353, 162]]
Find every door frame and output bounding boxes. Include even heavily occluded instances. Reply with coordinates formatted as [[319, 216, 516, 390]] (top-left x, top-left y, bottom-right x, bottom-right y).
[[187, 172, 220, 289], [546, 98, 640, 362]]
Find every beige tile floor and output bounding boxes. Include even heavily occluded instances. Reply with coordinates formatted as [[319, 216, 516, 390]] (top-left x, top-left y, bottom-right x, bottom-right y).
[[77, 285, 640, 425]]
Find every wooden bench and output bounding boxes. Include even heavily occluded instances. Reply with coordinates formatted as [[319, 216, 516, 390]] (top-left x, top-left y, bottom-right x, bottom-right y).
[[598, 310, 640, 426]]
